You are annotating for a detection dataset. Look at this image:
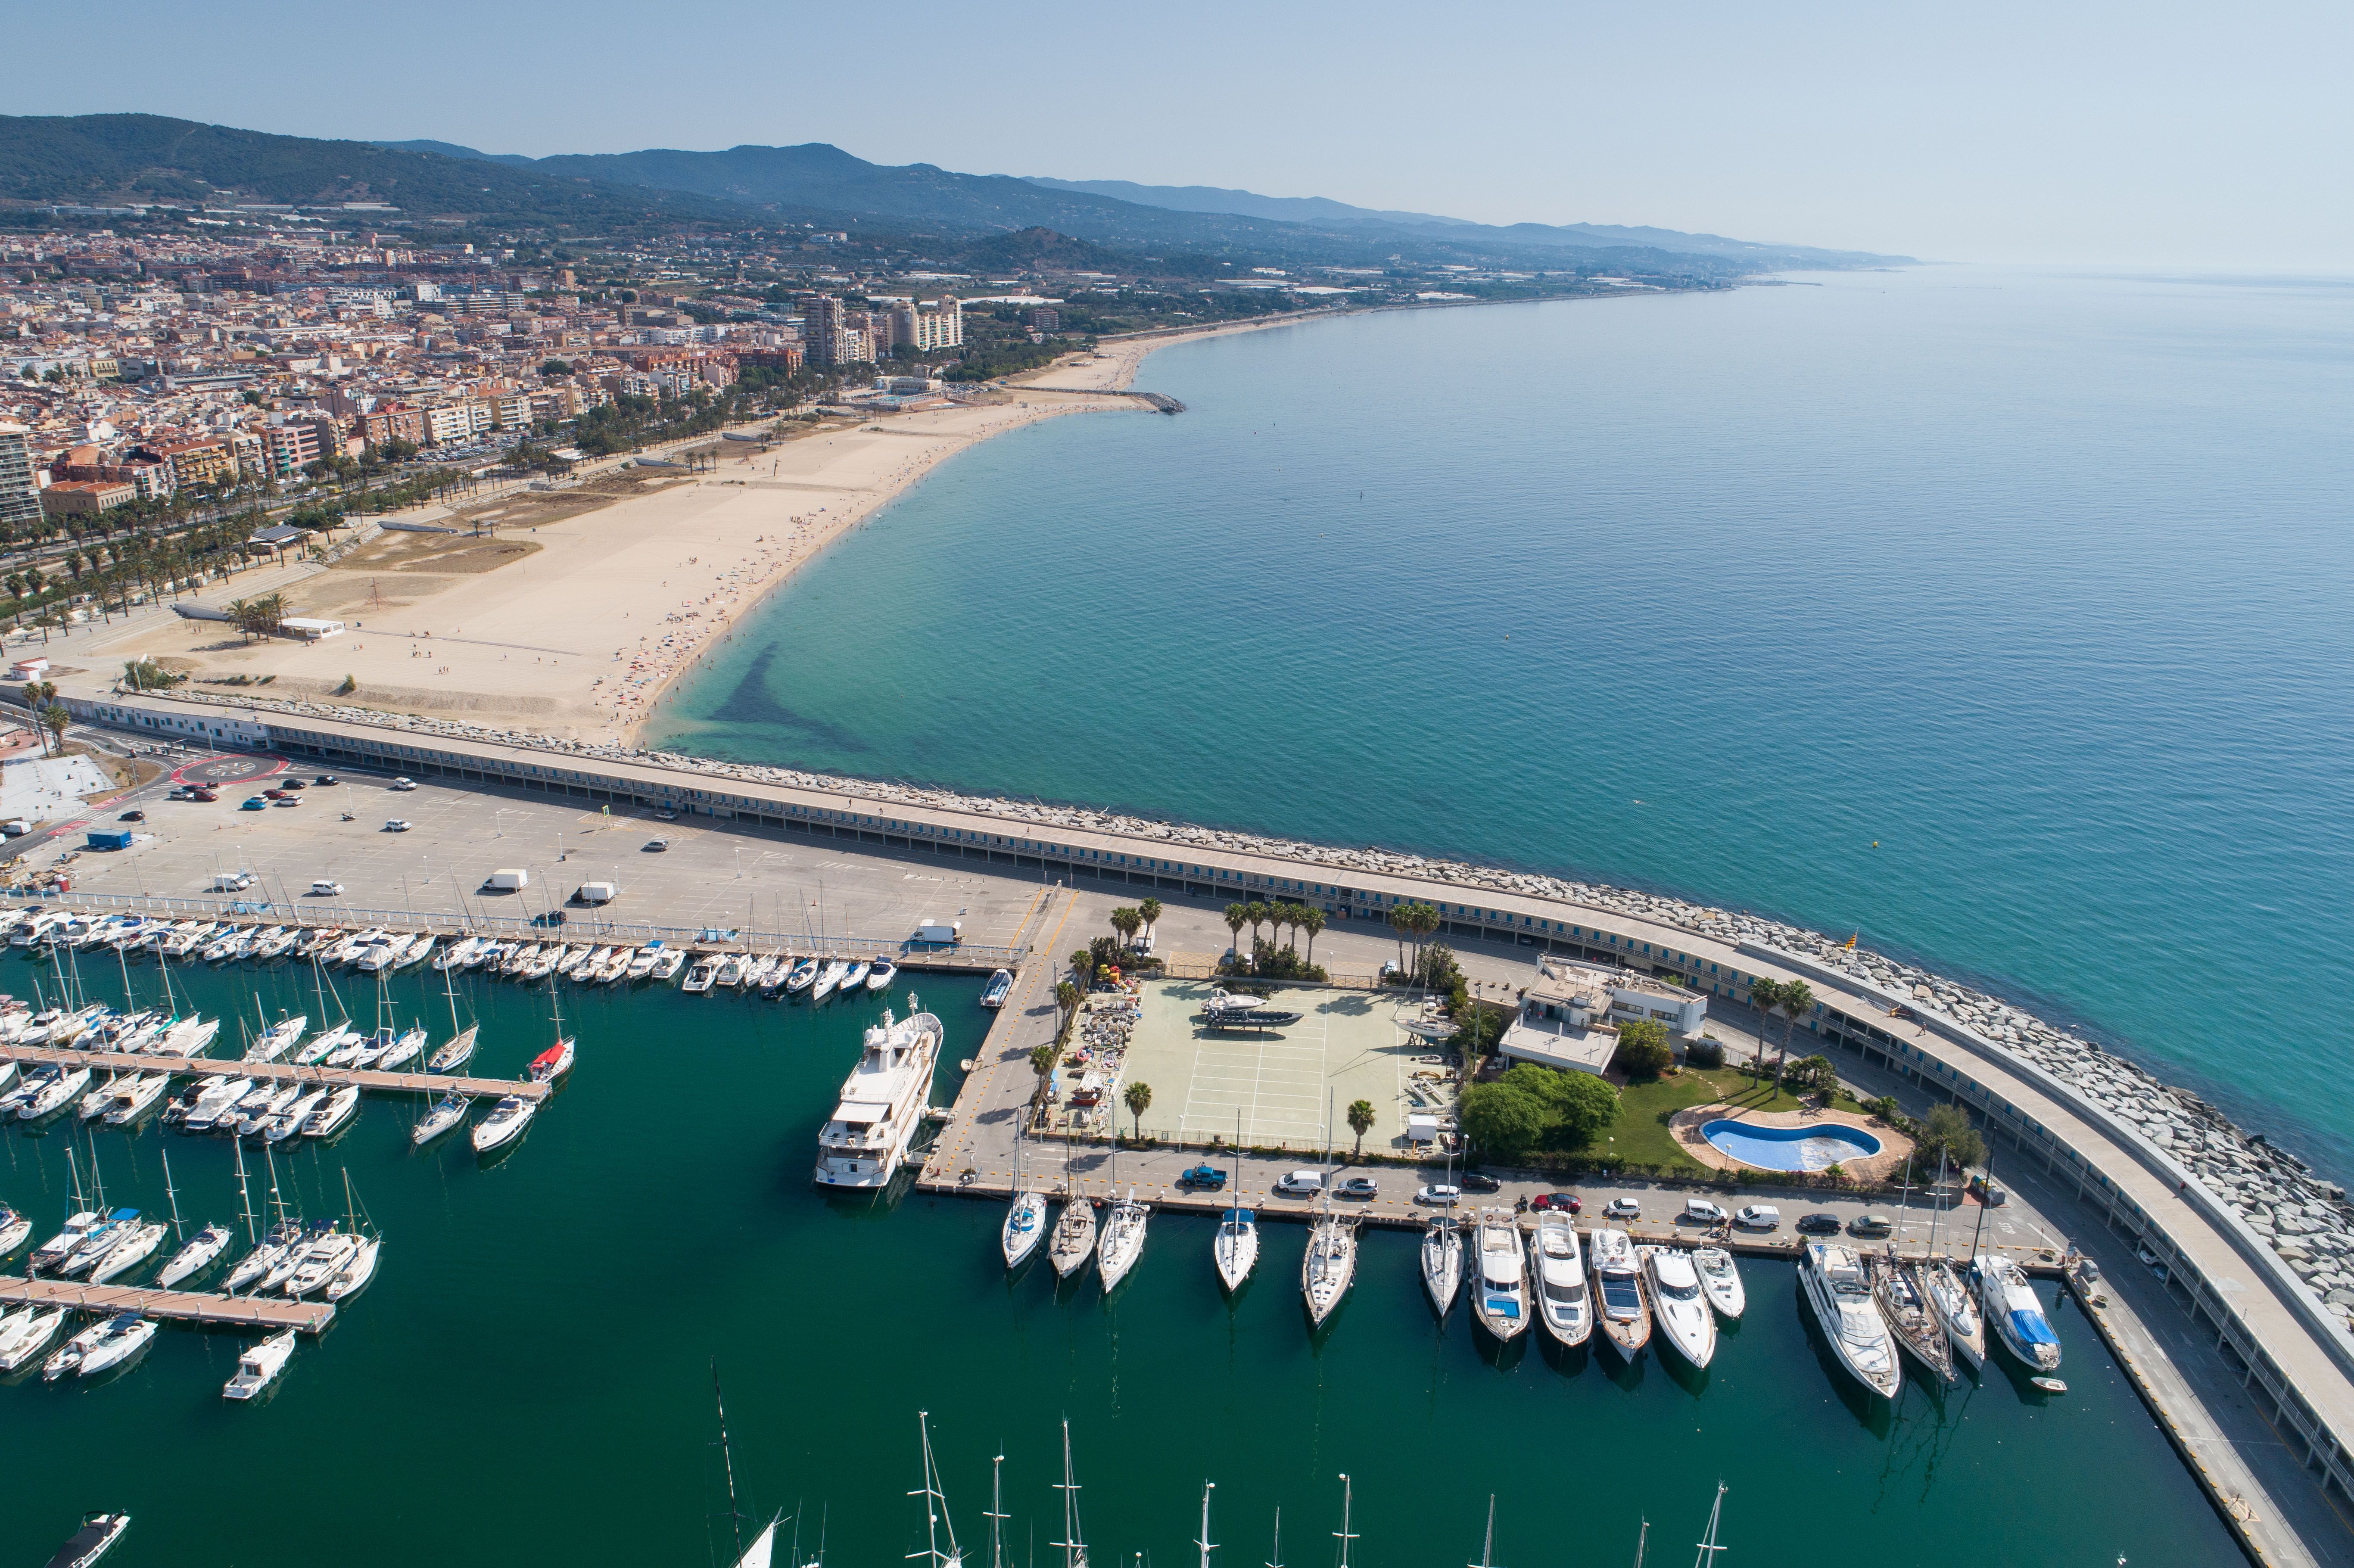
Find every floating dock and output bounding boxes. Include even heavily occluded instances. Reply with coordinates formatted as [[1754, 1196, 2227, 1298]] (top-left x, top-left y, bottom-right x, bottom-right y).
[[0, 1042, 549, 1102], [0, 1273, 334, 1334]]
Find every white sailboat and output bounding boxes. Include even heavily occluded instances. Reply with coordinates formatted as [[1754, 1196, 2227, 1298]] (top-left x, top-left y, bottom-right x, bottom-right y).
[[1975, 1254, 2062, 1373], [413, 1089, 471, 1146], [157, 1223, 231, 1289], [1301, 1207, 1356, 1328], [909, 1411, 964, 1568], [1003, 1142, 1048, 1270], [1420, 1213, 1463, 1315], [87, 1219, 168, 1285], [1049, 1142, 1098, 1281], [1096, 1187, 1149, 1291], [1214, 1204, 1259, 1295], [1638, 1245, 1717, 1369]]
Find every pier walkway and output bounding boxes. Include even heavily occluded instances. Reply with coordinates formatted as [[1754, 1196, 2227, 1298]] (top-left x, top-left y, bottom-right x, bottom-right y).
[[0, 1274, 334, 1334], [0, 1042, 549, 1103]]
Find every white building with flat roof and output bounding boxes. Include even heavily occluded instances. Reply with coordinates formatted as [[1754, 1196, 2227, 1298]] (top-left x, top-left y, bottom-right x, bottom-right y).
[[1500, 955, 1709, 1079]]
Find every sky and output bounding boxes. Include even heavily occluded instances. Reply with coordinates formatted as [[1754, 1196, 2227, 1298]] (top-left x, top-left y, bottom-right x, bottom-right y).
[[11, 0, 2350, 268]]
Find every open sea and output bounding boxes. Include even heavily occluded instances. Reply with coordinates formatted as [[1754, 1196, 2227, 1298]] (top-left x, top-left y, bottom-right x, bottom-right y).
[[4, 956, 2236, 1565], [657, 265, 2354, 1179]]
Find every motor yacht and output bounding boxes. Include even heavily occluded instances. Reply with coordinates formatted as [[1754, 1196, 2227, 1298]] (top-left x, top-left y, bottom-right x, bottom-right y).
[[255, 926, 301, 960], [529, 1037, 576, 1082], [1800, 1242, 1905, 1399], [0, 1307, 64, 1371], [1470, 1210, 1530, 1341], [374, 1026, 428, 1071], [626, 945, 660, 981], [1301, 1210, 1356, 1327], [350, 933, 401, 973], [247, 1014, 308, 1062], [413, 1091, 471, 1145], [1097, 1189, 1150, 1291], [1591, 1228, 1653, 1360], [74, 1314, 156, 1377], [293, 926, 343, 960], [223, 1329, 296, 1400], [743, 952, 779, 991], [233, 1084, 301, 1138], [1923, 1257, 1986, 1368], [285, 1231, 361, 1296], [1215, 1206, 1260, 1294], [19, 1064, 92, 1120], [1194, 988, 1300, 1029], [262, 1222, 339, 1293], [1640, 1245, 1717, 1369], [200, 928, 244, 963], [428, 1024, 480, 1074], [811, 959, 849, 1002], [1420, 1214, 1463, 1315], [325, 1234, 380, 1301], [468, 940, 511, 972], [1003, 1190, 1049, 1269], [980, 968, 1014, 1008], [1692, 1245, 1746, 1320], [1975, 1255, 2062, 1373], [713, 952, 748, 990], [812, 1005, 944, 1188], [181, 1076, 255, 1132], [156, 1223, 232, 1288], [88, 1220, 168, 1285], [0, 1204, 29, 1258], [500, 941, 542, 978], [101, 1073, 171, 1126], [1049, 1196, 1098, 1279], [1530, 1212, 1593, 1347], [29, 1210, 106, 1274], [0, 1302, 47, 1357], [471, 1095, 536, 1154], [601, 946, 638, 983], [264, 1089, 327, 1142], [866, 958, 897, 992], [154, 1015, 220, 1057], [650, 946, 686, 981], [0, 1063, 59, 1116], [682, 955, 718, 993]]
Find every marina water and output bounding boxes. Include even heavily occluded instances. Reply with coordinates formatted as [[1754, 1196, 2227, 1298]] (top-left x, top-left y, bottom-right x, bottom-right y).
[[657, 264, 2354, 1178], [4, 960, 2234, 1564]]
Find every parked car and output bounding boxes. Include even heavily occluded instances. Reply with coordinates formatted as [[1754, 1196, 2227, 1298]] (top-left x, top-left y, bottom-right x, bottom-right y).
[[1414, 1185, 1463, 1207], [1601, 1197, 1642, 1220], [271, 795, 299, 808], [280, 779, 305, 791], [385, 820, 412, 833], [390, 777, 417, 791], [314, 775, 339, 786], [1335, 1176, 1379, 1200], [1531, 1192, 1582, 1214], [263, 788, 286, 800], [1797, 1213, 1845, 1235], [240, 797, 268, 811], [1968, 1175, 2006, 1207], [1274, 1169, 1324, 1197], [190, 790, 218, 803], [1177, 1164, 1227, 1192], [655, 809, 677, 821], [1850, 1213, 1894, 1238], [645, 838, 669, 852], [1733, 1204, 1782, 1231], [117, 809, 144, 822], [309, 880, 344, 896], [1681, 1199, 1730, 1225], [1459, 1172, 1502, 1194]]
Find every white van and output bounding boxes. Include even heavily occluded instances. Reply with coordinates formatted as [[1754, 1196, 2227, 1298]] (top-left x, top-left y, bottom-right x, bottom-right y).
[[310, 880, 345, 896], [1733, 1204, 1782, 1231], [0, 818, 29, 837], [1274, 1169, 1325, 1197], [212, 871, 255, 892]]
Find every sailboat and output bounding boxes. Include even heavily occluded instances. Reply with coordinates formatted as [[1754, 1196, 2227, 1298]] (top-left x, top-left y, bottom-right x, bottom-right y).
[[323, 1169, 380, 1302], [429, 951, 481, 1073], [1048, 1137, 1097, 1279], [1301, 1207, 1356, 1328], [1002, 1142, 1048, 1269], [1213, 1113, 1258, 1293], [1096, 1186, 1149, 1291], [1420, 1211, 1463, 1316], [527, 984, 576, 1083], [1874, 1248, 1956, 1383], [909, 1412, 964, 1568], [711, 1360, 782, 1568], [1052, 1419, 1088, 1568]]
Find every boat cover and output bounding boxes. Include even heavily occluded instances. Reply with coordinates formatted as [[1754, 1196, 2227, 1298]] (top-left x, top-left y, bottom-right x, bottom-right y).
[[2007, 1308, 2059, 1347]]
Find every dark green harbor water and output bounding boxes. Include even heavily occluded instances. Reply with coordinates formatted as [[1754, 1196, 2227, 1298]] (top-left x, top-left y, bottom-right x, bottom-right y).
[[4, 953, 2235, 1565]]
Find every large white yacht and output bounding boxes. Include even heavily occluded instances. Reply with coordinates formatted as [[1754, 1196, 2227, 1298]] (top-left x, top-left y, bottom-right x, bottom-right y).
[[1639, 1245, 1717, 1369], [1692, 1245, 1746, 1319], [1469, 1209, 1529, 1341], [1529, 1212, 1592, 1348], [1975, 1255, 2062, 1373], [1590, 1227, 1652, 1360], [1800, 1242, 1904, 1399], [811, 1003, 942, 1188]]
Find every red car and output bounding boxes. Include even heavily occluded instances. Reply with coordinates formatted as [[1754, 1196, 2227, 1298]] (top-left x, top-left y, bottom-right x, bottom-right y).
[[1531, 1192, 1582, 1214]]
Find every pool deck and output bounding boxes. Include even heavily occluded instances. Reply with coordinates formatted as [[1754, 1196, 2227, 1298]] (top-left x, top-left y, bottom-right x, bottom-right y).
[[1671, 1104, 1913, 1182]]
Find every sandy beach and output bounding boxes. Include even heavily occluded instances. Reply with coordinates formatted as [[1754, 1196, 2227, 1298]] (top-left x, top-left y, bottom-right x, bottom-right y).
[[90, 332, 1215, 745]]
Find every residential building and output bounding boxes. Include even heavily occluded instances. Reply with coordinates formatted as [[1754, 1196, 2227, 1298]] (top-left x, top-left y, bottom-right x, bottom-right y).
[[1027, 307, 1059, 333], [421, 403, 474, 445], [0, 426, 47, 535], [41, 478, 135, 516]]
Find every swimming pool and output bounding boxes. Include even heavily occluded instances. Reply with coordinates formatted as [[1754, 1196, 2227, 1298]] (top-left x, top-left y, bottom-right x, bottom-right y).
[[1701, 1119, 1884, 1173]]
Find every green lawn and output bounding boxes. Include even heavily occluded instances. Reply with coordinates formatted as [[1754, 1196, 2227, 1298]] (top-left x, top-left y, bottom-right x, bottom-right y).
[[1569, 1066, 1868, 1174]]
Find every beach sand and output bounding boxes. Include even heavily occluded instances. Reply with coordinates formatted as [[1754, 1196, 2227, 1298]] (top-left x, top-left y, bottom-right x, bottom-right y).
[[98, 336, 1200, 746]]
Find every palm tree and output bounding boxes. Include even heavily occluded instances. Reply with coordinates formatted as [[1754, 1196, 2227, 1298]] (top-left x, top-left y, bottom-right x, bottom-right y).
[[1388, 904, 1411, 976], [1244, 901, 1269, 952], [1776, 980, 1815, 1077], [1069, 947, 1095, 988], [1123, 1080, 1152, 1142], [1109, 907, 1140, 949], [1028, 1042, 1060, 1107], [1054, 980, 1080, 1033], [1299, 906, 1326, 969], [1137, 896, 1162, 940], [1224, 903, 1248, 960], [19, 681, 47, 755], [1346, 1098, 1376, 1157], [42, 704, 68, 756], [1407, 902, 1442, 984], [1746, 979, 1783, 1076]]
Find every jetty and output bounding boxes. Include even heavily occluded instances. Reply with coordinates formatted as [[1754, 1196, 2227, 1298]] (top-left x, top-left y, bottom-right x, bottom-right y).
[[0, 1042, 549, 1103], [0, 1274, 334, 1334]]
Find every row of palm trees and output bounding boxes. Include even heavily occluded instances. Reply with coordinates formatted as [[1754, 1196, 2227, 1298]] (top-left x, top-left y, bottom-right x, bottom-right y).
[[1747, 976, 1818, 1076], [1222, 899, 1328, 967], [14, 680, 68, 755], [1107, 896, 1162, 950], [1386, 899, 1443, 980]]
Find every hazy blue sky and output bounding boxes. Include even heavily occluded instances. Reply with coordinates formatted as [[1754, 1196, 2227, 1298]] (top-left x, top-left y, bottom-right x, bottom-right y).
[[13, 0, 2348, 267]]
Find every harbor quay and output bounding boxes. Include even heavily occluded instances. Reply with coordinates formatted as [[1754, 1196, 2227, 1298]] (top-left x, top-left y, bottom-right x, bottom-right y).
[[22, 695, 2354, 1564]]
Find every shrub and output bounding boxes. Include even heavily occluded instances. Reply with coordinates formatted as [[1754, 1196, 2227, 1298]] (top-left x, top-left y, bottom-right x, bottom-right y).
[[1685, 1036, 1726, 1069], [1459, 1080, 1549, 1155], [334, 674, 357, 695], [1611, 1017, 1674, 1081], [1501, 1062, 1620, 1144]]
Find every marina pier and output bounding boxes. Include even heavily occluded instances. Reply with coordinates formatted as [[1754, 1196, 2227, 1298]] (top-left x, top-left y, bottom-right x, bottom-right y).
[[0, 1040, 549, 1103], [0, 1275, 335, 1335]]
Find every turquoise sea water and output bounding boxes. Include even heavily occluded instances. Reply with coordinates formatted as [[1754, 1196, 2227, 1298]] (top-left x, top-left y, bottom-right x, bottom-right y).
[[4, 957, 2236, 1565], [657, 266, 2354, 1176]]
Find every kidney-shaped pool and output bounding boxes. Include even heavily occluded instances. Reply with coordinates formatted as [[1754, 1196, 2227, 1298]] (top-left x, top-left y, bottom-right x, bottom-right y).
[[1702, 1119, 1884, 1173]]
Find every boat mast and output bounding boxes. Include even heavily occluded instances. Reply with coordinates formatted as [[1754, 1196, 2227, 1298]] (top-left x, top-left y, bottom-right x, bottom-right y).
[[1264, 1509, 1281, 1568], [1052, 1419, 1087, 1568], [1968, 1140, 1995, 1263], [1195, 1482, 1217, 1568], [1331, 1476, 1355, 1568], [1470, 1495, 1493, 1568], [88, 1131, 106, 1210], [1927, 1150, 1949, 1260], [264, 1142, 286, 1227], [910, 1411, 962, 1568], [712, 1358, 748, 1563], [1691, 1484, 1726, 1568], [986, 1454, 1009, 1568], [162, 1145, 183, 1241], [1631, 1520, 1647, 1568], [234, 1137, 255, 1245]]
